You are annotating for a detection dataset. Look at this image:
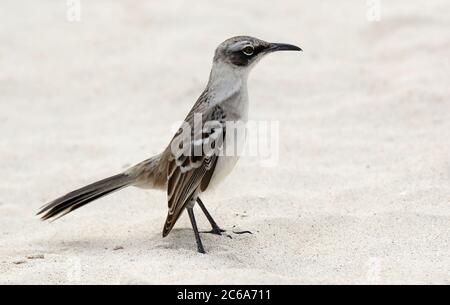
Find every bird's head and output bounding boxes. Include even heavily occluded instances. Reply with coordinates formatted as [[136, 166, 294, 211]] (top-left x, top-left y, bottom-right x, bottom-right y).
[[213, 36, 301, 72]]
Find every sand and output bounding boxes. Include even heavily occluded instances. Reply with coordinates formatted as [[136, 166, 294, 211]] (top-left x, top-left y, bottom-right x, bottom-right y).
[[0, 0, 449, 284]]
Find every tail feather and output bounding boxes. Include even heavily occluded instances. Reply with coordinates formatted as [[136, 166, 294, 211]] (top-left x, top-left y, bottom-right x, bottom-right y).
[[38, 173, 135, 221]]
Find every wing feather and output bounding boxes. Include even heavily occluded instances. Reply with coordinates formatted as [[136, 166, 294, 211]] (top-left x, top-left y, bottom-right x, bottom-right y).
[[162, 92, 226, 237]]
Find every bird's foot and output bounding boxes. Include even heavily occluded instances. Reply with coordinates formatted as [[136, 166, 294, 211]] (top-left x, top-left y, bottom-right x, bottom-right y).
[[200, 228, 226, 235], [197, 244, 206, 254]]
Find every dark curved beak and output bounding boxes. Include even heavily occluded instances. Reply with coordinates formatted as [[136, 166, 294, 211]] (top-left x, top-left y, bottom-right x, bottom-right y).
[[266, 43, 302, 53]]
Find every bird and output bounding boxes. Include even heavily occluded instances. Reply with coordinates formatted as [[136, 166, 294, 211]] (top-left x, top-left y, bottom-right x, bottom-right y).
[[37, 36, 301, 253]]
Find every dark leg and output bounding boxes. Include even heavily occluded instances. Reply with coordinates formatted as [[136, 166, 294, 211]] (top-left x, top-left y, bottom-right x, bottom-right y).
[[197, 197, 225, 235], [187, 207, 206, 254]]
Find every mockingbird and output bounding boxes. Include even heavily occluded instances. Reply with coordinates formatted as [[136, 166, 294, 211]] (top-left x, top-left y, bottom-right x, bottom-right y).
[[38, 36, 301, 253]]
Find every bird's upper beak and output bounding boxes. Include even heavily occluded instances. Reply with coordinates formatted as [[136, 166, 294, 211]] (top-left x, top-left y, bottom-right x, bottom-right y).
[[266, 42, 302, 53]]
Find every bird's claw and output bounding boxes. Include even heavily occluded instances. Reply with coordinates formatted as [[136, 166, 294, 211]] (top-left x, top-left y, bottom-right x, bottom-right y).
[[200, 228, 226, 235]]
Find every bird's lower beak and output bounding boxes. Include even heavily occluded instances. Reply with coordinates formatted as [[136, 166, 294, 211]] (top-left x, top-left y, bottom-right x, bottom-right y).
[[266, 43, 302, 52]]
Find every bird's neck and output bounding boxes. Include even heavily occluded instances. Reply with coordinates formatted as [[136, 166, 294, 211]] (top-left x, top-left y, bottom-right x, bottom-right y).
[[207, 62, 249, 106]]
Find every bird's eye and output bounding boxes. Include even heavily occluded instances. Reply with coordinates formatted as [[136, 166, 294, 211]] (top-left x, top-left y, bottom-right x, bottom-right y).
[[242, 45, 254, 56]]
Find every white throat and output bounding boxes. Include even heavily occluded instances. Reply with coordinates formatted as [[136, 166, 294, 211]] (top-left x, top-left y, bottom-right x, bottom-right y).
[[207, 61, 249, 105], [205, 61, 251, 122]]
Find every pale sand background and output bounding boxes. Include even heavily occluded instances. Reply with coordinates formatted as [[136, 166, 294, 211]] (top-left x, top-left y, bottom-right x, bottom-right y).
[[0, 0, 449, 284]]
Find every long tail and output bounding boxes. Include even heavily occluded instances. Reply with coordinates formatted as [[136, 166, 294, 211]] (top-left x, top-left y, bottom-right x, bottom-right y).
[[37, 173, 136, 221]]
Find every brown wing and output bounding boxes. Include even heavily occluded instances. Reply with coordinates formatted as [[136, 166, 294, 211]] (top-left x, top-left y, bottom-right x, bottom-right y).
[[163, 154, 219, 236], [162, 93, 226, 237]]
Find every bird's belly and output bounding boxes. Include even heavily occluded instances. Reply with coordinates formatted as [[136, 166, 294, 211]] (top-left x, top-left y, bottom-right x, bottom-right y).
[[204, 115, 247, 191], [205, 155, 241, 191]]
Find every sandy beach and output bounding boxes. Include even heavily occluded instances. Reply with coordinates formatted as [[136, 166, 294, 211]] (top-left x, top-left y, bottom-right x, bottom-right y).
[[0, 0, 449, 284]]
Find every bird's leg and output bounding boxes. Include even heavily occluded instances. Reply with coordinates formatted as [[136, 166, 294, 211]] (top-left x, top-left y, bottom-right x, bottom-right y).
[[197, 197, 225, 235], [187, 206, 206, 254]]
